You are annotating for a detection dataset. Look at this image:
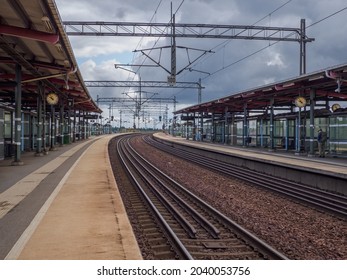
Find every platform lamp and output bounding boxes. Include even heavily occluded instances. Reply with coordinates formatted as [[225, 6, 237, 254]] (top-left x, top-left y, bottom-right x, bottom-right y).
[[41, 16, 54, 32]]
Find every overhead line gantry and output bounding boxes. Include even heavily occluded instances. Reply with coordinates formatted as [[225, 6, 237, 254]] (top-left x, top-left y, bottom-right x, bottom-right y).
[[63, 21, 310, 42], [64, 20, 314, 75], [84, 80, 203, 89]]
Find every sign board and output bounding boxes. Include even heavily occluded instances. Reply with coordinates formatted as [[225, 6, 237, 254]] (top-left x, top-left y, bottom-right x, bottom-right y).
[[84, 115, 99, 119], [181, 115, 195, 121]]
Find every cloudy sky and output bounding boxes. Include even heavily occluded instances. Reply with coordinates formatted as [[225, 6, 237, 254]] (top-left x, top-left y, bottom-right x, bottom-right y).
[[55, 0, 347, 126]]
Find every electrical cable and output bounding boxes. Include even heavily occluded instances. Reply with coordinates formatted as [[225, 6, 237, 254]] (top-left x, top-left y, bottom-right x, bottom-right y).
[[171, 2, 347, 112], [307, 6, 347, 28], [121, 0, 186, 124], [134, 0, 185, 73], [170, 0, 293, 99], [195, 0, 292, 76], [122, 1, 164, 93], [206, 4, 347, 80]]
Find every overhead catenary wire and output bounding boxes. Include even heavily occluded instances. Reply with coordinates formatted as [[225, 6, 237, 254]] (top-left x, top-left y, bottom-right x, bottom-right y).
[[123, 3, 347, 115], [195, 0, 293, 76], [306, 6, 347, 29], [128, 1, 186, 96], [204, 0, 293, 57], [122, 0, 164, 94], [124, 0, 185, 81], [171, 2, 347, 104], [111, 2, 347, 127], [169, 0, 294, 99], [132, 0, 185, 73], [119, 0, 186, 123], [132, 0, 163, 61], [205, 4, 347, 80]]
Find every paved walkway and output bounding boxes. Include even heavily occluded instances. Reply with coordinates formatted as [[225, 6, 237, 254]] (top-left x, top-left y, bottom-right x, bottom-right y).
[[155, 133, 347, 178], [3, 135, 142, 260], [0, 140, 92, 219]]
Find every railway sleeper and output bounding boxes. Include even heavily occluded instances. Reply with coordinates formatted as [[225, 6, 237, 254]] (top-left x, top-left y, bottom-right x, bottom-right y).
[[151, 244, 174, 252], [153, 250, 177, 259], [192, 251, 263, 259], [141, 221, 157, 227], [146, 238, 168, 245], [142, 228, 162, 234]]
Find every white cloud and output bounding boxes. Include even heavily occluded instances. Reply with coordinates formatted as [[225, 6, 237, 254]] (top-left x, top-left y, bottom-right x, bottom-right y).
[[56, 0, 347, 122], [266, 53, 285, 68]]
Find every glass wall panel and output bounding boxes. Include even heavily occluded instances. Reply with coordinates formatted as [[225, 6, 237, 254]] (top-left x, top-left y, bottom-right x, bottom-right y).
[[257, 119, 270, 147], [236, 121, 243, 145], [248, 120, 257, 146], [203, 121, 212, 141], [329, 116, 347, 154], [4, 112, 12, 138], [23, 113, 31, 151], [274, 120, 285, 148], [287, 119, 296, 149], [304, 117, 329, 153]]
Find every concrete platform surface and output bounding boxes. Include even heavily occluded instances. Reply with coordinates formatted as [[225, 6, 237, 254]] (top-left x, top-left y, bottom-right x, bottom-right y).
[[4, 135, 142, 260]]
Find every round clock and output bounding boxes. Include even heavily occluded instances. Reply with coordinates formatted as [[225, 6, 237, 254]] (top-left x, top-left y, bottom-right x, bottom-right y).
[[331, 103, 341, 112], [46, 92, 59, 105], [294, 96, 306, 108]]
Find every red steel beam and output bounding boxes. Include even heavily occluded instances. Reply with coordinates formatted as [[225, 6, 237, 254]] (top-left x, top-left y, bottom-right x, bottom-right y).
[[0, 24, 59, 44]]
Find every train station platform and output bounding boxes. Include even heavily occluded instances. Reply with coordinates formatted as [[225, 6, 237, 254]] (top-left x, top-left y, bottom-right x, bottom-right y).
[[154, 133, 347, 195], [0, 135, 142, 260]]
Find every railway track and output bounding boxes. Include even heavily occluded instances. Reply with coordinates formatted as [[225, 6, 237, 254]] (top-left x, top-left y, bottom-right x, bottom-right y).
[[144, 135, 347, 219], [116, 134, 287, 260]]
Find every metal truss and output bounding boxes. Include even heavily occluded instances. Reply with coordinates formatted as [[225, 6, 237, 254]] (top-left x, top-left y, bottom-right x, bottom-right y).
[[70, 19, 314, 77], [84, 80, 203, 89], [63, 21, 314, 43], [104, 97, 171, 129], [97, 97, 176, 104], [98, 96, 176, 117]]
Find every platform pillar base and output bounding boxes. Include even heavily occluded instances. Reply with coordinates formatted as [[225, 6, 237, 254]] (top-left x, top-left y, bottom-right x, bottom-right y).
[[11, 160, 24, 166]]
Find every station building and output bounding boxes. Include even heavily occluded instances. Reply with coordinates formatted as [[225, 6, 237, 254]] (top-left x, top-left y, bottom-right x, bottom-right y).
[[0, 0, 102, 163], [173, 63, 347, 157], [1, 1, 347, 162]]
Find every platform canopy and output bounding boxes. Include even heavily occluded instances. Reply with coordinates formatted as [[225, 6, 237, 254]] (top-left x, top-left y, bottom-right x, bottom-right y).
[[0, 0, 101, 113], [175, 63, 347, 114]]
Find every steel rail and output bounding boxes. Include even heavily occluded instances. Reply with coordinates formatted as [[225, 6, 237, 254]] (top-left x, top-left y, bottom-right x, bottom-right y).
[[121, 138, 198, 239], [126, 135, 288, 259], [124, 138, 221, 239], [145, 135, 347, 219], [117, 136, 194, 260]]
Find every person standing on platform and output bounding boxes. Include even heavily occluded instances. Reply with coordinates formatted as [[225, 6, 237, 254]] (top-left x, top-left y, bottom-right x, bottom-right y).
[[317, 128, 327, 158]]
